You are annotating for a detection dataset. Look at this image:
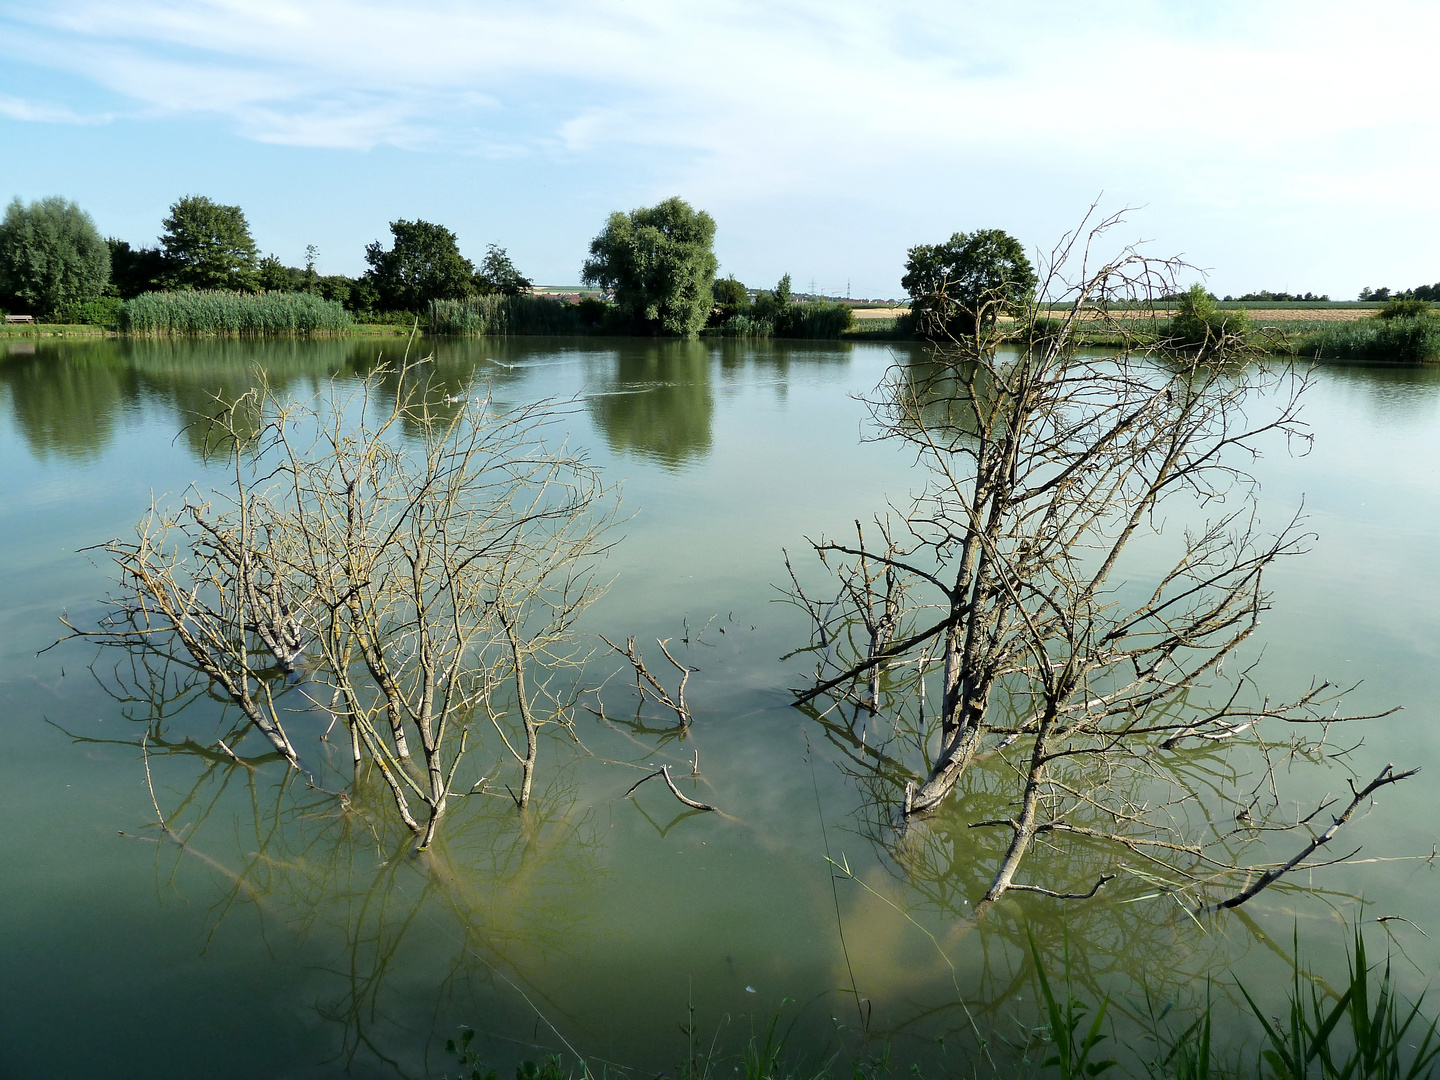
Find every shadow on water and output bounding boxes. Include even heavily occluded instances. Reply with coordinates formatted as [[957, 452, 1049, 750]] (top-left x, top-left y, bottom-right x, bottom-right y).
[[45, 623, 1320, 1080]]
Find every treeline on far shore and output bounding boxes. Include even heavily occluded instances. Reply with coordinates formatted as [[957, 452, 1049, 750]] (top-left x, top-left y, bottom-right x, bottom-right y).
[[6, 191, 1440, 361], [0, 192, 873, 342]]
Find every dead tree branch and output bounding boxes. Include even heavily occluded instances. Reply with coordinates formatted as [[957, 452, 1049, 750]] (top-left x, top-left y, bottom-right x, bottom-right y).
[[622, 764, 718, 812], [785, 205, 1411, 910], [63, 360, 618, 848], [1212, 764, 1419, 910], [600, 634, 693, 726]]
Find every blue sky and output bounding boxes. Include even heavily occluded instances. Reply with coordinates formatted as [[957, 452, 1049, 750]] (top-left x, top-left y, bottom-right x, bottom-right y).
[[2, 0, 1436, 299]]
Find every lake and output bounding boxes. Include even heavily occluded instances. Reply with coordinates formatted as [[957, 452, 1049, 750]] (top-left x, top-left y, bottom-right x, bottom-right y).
[[0, 335, 1436, 1079]]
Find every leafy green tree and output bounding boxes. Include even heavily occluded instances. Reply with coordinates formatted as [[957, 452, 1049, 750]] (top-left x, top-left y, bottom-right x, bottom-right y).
[[581, 197, 718, 336], [712, 275, 748, 319], [474, 244, 533, 296], [0, 197, 111, 318], [901, 228, 1036, 338], [302, 244, 319, 293], [160, 195, 260, 291], [258, 255, 300, 292], [1171, 283, 1250, 346], [317, 275, 355, 308], [1377, 297, 1433, 320], [106, 239, 169, 299], [364, 219, 475, 311]]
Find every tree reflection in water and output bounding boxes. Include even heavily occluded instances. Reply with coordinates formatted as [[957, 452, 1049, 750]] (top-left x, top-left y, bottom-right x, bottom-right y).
[[583, 342, 714, 469], [799, 684, 1379, 1068], [60, 645, 606, 1078]]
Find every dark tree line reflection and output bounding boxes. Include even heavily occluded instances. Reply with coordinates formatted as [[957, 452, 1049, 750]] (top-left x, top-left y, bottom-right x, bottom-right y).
[[0, 336, 850, 471]]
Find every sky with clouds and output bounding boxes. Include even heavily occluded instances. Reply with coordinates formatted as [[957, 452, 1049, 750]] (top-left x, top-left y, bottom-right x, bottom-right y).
[[1, 0, 1435, 298]]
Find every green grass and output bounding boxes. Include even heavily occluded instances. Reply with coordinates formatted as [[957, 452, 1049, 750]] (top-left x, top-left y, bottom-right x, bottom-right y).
[[0, 322, 111, 338], [1239, 926, 1440, 1080], [118, 290, 353, 335]]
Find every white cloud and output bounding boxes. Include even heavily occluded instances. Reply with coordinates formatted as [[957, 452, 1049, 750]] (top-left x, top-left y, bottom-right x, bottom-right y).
[[4, 0, 1439, 293], [6, 0, 1436, 181], [0, 93, 102, 124]]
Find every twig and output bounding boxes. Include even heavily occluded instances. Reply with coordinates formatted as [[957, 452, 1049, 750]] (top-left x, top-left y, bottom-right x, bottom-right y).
[[215, 738, 253, 770], [1212, 764, 1419, 911], [621, 766, 718, 812], [600, 634, 692, 725], [661, 765, 717, 812], [1006, 874, 1115, 900]]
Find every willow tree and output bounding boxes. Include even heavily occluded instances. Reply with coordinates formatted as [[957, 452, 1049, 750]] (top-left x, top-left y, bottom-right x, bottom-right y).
[[788, 211, 1409, 912], [582, 197, 717, 336], [69, 361, 616, 848], [0, 196, 111, 318]]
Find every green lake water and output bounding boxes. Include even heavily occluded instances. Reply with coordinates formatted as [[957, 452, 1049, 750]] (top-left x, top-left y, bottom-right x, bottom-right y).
[[0, 336, 1436, 1078]]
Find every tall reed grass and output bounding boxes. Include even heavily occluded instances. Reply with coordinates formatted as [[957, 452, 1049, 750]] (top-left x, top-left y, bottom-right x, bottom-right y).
[[842, 314, 914, 340], [775, 301, 854, 339], [709, 314, 775, 337], [709, 301, 854, 340], [119, 291, 352, 335], [1295, 316, 1440, 363], [430, 295, 586, 336]]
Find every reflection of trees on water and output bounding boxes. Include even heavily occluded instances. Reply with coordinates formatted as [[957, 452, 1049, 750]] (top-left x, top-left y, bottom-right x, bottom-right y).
[[0, 335, 857, 467], [0, 342, 135, 460], [581, 339, 851, 470], [802, 690, 1360, 1068], [0, 337, 540, 461], [61, 647, 605, 1080], [583, 342, 714, 469]]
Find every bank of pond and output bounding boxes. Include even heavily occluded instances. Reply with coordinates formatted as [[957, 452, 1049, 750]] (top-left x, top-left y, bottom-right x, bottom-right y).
[[8, 289, 1440, 362]]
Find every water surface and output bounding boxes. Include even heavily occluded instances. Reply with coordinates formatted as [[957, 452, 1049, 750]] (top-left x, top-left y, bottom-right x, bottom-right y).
[[1, 337, 1436, 1079]]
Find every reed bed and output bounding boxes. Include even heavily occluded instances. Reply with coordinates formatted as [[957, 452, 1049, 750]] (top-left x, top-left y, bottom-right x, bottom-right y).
[[841, 314, 914, 340], [776, 300, 854, 339], [430, 295, 586, 336], [1292, 316, 1440, 363], [708, 314, 775, 337], [119, 291, 352, 335], [709, 301, 854, 340]]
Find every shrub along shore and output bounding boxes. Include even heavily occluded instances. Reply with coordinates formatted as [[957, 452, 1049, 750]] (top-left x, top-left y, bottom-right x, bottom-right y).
[[5, 288, 1438, 363]]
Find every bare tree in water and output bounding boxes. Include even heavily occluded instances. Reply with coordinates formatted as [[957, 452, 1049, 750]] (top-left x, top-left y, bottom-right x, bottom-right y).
[[66, 359, 617, 848], [787, 210, 1411, 912]]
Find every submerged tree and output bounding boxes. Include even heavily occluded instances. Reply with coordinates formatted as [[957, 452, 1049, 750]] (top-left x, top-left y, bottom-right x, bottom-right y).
[[788, 210, 1410, 913], [68, 361, 617, 847]]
